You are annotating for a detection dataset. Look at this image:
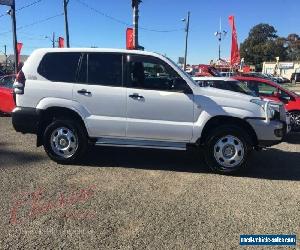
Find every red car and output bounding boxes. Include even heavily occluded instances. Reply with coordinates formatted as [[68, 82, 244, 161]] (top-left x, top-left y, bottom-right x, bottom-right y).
[[234, 76, 300, 131], [0, 75, 16, 114]]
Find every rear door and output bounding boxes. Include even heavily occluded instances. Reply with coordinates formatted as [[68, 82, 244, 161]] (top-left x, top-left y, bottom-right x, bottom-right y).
[[125, 54, 194, 142], [73, 53, 126, 138]]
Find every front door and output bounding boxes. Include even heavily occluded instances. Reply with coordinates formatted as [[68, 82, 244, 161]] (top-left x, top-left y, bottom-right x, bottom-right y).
[[125, 55, 194, 142]]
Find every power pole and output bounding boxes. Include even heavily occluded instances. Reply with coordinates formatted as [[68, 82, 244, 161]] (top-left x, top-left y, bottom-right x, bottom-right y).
[[10, 3, 18, 73], [183, 11, 190, 71], [52, 32, 55, 48], [63, 0, 70, 48], [132, 0, 141, 49]]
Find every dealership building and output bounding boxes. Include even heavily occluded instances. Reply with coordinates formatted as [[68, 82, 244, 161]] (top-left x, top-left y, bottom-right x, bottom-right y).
[[262, 61, 300, 79]]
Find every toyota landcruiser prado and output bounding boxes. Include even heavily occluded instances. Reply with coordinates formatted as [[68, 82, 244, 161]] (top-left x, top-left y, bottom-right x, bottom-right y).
[[12, 48, 290, 173]]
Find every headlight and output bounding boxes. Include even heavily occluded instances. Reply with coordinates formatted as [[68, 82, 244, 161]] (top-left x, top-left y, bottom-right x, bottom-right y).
[[250, 99, 277, 121], [250, 99, 266, 108], [267, 106, 276, 119]]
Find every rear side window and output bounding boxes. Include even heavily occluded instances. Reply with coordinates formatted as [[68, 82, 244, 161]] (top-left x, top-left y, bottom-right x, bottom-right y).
[[38, 52, 81, 82], [87, 53, 122, 87]]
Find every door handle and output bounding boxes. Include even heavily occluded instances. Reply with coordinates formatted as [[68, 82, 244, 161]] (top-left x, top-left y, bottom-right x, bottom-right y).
[[77, 89, 91, 95], [129, 93, 144, 100]]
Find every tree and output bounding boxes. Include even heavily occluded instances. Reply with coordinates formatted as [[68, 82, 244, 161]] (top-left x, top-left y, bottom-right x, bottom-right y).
[[240, 23, 287, 71], [285, 33, 300, 61]]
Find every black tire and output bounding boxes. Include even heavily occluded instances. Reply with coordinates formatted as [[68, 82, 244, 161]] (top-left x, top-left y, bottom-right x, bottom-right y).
[[290, 111, 300, 132], [43, 119, 88, 164], [204, 125, 252, 174]]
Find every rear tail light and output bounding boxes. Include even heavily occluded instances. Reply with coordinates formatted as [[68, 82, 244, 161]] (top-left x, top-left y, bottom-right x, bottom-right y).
[[13, 70, 26, 95]]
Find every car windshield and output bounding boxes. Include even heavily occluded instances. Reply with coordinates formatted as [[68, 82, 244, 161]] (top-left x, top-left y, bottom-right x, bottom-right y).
[[196, 79, 258, 97]]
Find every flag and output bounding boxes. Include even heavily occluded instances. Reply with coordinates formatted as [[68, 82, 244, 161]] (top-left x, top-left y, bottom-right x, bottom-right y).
[[17, 42, 23, 66], [58, 37, 65, 48], [228, 16, 240, 66], [126, 28, 134, 50]]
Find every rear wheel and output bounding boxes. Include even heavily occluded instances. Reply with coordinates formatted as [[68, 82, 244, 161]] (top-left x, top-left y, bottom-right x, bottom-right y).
[[290, 111, 300, 132], [43, 119, 88, 164], [204, 125, 251, 174]]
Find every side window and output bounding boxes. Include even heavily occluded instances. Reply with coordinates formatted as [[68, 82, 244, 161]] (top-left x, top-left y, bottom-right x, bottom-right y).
[[38, 53, 81, 82], [243, 81, 259, 95], [87, 53, 122, 87], [128, 55, 189, 92], [257, 82, 277, 96]]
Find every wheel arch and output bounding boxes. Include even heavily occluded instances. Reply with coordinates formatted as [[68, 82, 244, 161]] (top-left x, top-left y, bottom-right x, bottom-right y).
[[198, 115, 258, 146], [37, 106, 89, 147]]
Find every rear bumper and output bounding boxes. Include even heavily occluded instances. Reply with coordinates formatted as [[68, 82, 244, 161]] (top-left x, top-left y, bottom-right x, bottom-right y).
[[12, 107, 40, 134], [245, 118, 287, 147]]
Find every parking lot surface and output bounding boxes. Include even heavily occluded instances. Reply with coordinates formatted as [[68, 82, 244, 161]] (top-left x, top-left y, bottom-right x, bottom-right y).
[[0, 116, 299, 249]]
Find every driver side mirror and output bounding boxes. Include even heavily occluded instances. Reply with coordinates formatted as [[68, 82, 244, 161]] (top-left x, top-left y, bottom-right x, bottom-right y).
[[281, 95, 291, 101]]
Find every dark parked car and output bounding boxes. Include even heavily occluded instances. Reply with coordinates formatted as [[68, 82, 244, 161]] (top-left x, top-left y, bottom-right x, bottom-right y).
[[291, 73, 300, 83]]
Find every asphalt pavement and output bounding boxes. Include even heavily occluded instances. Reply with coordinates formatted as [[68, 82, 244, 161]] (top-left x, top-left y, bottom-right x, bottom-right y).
[[0, 116, 299, 249]]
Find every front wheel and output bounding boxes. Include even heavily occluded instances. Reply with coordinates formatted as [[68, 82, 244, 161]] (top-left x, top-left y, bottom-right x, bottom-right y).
[[290, 111, 300, 132], [43, 119, 88, 164], [204, 125, 251, 174]]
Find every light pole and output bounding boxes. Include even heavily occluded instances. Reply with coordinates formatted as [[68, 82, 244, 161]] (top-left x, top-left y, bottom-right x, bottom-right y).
[[45, 32, 56, 48], [214, 18, 227, 60], [63, 0, 70, 48], [45, 32, 57, 48], [182, 11, 190, 71], [132, 0, 142, 49]]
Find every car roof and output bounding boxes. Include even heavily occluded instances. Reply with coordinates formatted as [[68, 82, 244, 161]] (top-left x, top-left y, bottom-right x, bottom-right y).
[[32, 48, 165, 58], [234, 75, 276, 85], [192, 76, 237, 81]]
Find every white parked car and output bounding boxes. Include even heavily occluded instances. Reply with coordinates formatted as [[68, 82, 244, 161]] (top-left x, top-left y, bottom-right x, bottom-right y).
[[12, 48, 289, 173], [192, 76, 257, 96]]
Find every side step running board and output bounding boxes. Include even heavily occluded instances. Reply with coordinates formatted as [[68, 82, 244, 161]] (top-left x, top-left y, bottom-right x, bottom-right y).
[[95, 138, 187, 151]]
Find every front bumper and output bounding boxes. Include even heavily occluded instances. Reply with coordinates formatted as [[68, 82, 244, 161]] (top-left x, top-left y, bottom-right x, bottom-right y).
[[12, 107, 40, 134], [245, 118, 287, 147]]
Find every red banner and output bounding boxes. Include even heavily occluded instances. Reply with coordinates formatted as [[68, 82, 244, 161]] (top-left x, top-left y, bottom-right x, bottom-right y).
[[228, 16, 240, 66], [58, 37, 65, 48], [126, 28, 134, 50], [17, 42, 23, 66]]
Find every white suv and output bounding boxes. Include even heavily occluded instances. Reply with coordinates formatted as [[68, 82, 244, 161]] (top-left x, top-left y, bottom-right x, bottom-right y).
[[12, 48, 289, 173]]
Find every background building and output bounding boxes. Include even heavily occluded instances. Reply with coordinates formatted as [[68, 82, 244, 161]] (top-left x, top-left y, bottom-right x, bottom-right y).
[[262, 61, 300, 79]]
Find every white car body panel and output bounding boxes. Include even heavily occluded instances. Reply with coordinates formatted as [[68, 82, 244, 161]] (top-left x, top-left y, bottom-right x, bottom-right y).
[[73, 84, 127, 137], [126, 88, 194, 141]]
